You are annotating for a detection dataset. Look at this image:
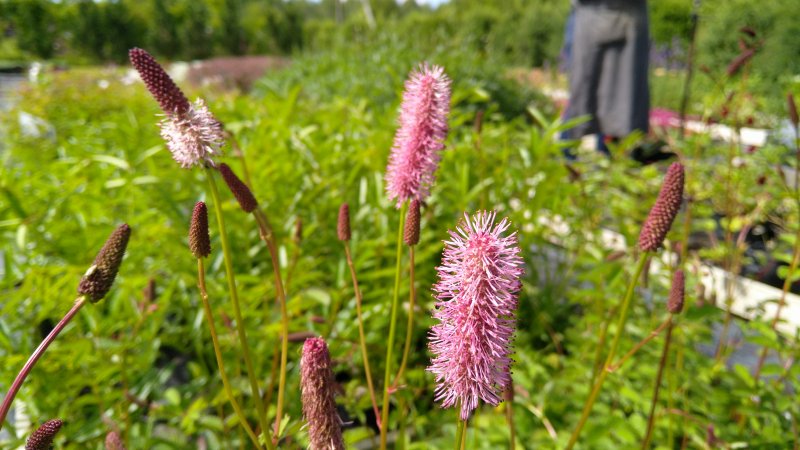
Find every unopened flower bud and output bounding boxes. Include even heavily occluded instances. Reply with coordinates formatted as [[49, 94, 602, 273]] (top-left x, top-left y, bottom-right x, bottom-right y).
[[128, 48, 190, 116], [337, 203, 351, 241], [78, 224, 131, 302], [189, 202, 211, 258], [638, 163, 684, 252], [668, 270, 685, 314], [25, 419, 63, 450], [404, 199, 420, 246], [218, 163, 258, 213]]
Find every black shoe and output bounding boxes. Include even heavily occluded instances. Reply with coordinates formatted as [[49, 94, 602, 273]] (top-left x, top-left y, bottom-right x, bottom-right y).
[[630, 140, 675, 165]]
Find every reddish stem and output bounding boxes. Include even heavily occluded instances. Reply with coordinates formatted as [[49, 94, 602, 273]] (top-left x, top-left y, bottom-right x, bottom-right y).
[[0, 296, 88, 430]]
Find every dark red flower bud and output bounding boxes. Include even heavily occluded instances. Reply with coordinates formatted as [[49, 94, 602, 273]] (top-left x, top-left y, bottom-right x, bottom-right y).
[[78, 224, 131, 302], [218, 163, 258, 213], [301, 338, 345, 450], [788, 93, 798, 128], [726, 49, 755, 77], [668, 270, 685, 314], [128, 48, 189, 116], [25, 419, 63, 450], [189, 202, 211, 258], [404, 199, 420, 246], [105, 431, 127, 450], [638, 163, 684, 252], [294, 217, 303, 245], [337, 203, 351, 241]]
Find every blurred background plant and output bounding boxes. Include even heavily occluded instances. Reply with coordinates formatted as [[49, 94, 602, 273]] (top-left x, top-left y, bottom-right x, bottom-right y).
[[1, 0, 800, 448]]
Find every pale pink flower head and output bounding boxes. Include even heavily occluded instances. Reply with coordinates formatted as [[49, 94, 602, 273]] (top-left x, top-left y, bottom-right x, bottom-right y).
[[129, 47, 224, 168], [385, 63, 451, 207], [301, 337, 345, 450], [427, 211, 524, 420]]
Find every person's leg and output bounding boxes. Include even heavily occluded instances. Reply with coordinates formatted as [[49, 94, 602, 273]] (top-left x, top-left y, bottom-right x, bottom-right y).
[[563, 5, 604, 142]]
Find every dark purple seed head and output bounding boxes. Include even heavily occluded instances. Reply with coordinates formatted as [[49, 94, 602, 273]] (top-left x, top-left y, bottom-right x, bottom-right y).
[[25, 419, 63, 450], [337, 203, 351, 241], [638, 163, 684, 252], [128, 48, 190, 116], [189, 202, 211, 258], [218, 163, 258, 213], [78, 224, 131, 302]]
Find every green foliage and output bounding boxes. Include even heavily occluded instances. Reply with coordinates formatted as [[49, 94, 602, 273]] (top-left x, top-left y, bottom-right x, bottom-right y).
[[1, 21, 800, 450]]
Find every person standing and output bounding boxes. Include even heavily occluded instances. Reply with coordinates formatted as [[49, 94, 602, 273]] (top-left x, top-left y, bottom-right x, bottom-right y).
[[563, 0, 651, 157]]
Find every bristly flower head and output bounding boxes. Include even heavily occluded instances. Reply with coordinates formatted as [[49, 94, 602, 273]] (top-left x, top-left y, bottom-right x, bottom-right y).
[[337, 203, 351, 241], [189, 202, 211, 258], [404, 199, 421, 246], [638, 162, 685, 252], [25, 419, 63, 450], [218, 163, 258, 213], [105, 431, 127, 450], [668, 270, 686, 314], [78, 224, 131, 302], [129, 47, 224, 168], [385, 63, 451, 207], [428, 211, 524, 420], [301, 337, 345, 450], [159, 98, 225, 169]]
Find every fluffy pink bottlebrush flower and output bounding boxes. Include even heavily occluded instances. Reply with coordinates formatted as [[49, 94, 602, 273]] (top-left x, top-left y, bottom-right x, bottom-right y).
[[301, 337, 345, 450], [385, 63, 451, 207], [428, 211, 524, 420], [159, 98, 225, 169], [129, 48, 224, 168], [638, 162, 685, 252]]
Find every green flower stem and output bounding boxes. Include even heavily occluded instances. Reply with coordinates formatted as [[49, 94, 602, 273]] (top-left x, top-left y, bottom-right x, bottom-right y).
[[565, 252, 649, 450], [206, 169, 271, 442], [607, 317, 671, 372], [642, 317, 675, 449], [455, 415, 468, 450], [393, 245, 416, 388], [0, 295, 88, 431], [197, 258, 269, 450], [344, 243, 382, 428], [252, 209, 290, 441], [380, 202, 408, 450]]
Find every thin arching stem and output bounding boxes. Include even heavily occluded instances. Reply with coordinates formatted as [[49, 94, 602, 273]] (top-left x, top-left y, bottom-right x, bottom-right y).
[[252, 209, 290, 442], [608, 317, 672, 372], [565, 253, 649, 450], [642, 318, 675, 449], [206, 169, 271, 440], [0, 296, 88, 431], [197, 258, 269, 450], [344, 243, 382, 428], [380, 202, 408, 450]]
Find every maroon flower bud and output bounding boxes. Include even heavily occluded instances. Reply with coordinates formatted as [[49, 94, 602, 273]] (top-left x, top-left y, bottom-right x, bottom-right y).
[[105, 431, 127, 450], [189, 202, 211, 258], [25, 419, 63, 450], [668, 270, 685, 314], [128, 48, 190, 116], [78, 224, 132, 302], [337, 203, 351, 241], [788, 93, 798, 128], [726, 49, 756, 77], [404, 199, 420, 246], [218, 163, 258, 213], [638, 163, 684, 252], [301, 338, 345, 450], [294, 217, 303, 245]]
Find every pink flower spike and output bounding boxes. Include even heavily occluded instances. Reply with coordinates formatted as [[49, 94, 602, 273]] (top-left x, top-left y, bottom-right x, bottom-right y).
[[427, 211, 524, 420], [159, 98, 225, 169], [386, 63, 452, 206]]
